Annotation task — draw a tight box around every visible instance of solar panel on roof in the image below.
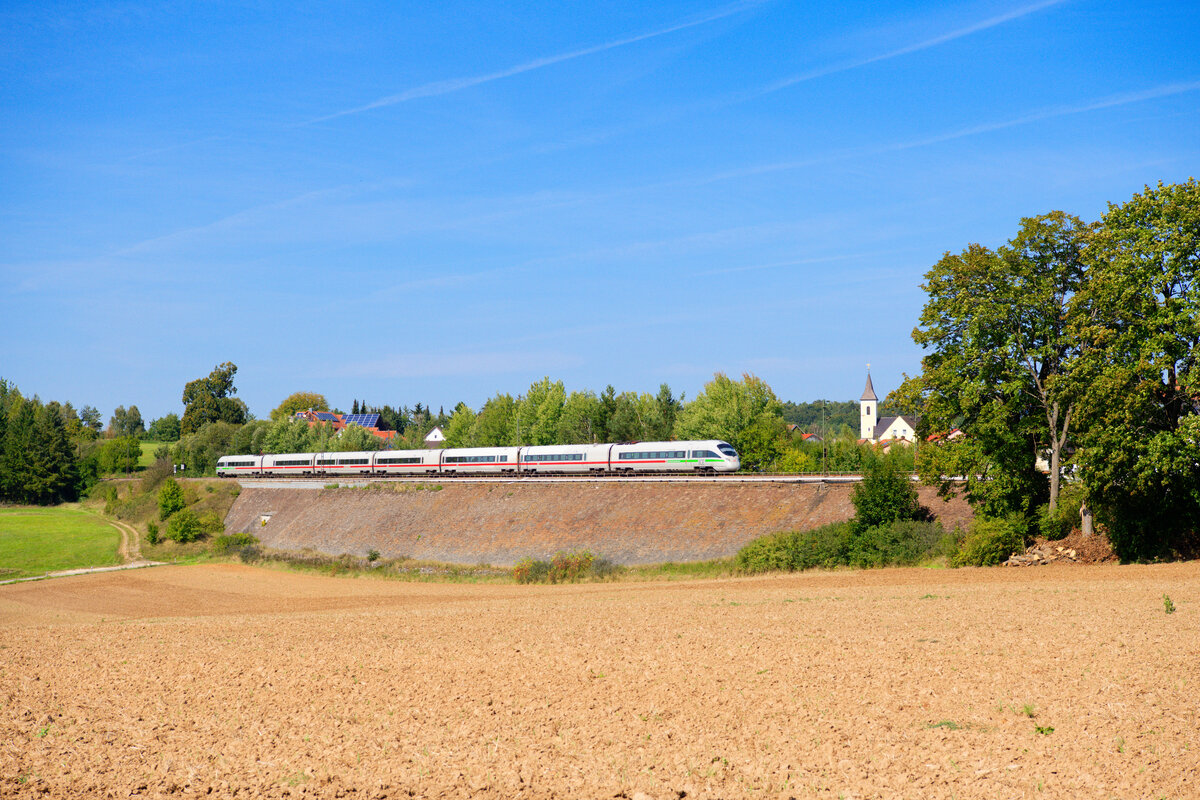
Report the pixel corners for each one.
[315,412,340,421]
[343,413,380,428]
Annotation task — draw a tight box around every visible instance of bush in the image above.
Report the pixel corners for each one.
[1039,485,1086,540]
[952,514,1028,567]
[146,521,159,546]
[237,544,262,563]
[367,549,380,563]
[851,454,923,532]
[513,557,551,584]
[848,520,945,568]
[197,510,225,536]
[158,479,186,520]
[736,522,855,573]
[549,551,594,582]
[512,551,612,583]
[102,484,119,515]
[212,532,259,555]
[166,508,203,543]
[1037,505,1072,540]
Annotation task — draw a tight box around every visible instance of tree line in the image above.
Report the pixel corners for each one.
[155,365,887,477]
[896,178,1199,561]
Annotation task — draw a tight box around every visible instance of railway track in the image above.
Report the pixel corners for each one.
[234,473,868,488]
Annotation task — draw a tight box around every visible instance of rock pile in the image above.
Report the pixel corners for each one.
[1004,544,1079,566]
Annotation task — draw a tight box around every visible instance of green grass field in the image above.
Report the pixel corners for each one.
[0,506,122,580]
[137,440,171,468]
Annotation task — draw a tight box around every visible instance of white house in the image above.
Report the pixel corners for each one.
[424,425,446,449]
[860,372,918,444]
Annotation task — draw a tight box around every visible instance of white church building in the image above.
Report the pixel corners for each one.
[859,372,919,444]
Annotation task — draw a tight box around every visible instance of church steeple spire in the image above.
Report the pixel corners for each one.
[860,366,878,441]
[861,370,878,402]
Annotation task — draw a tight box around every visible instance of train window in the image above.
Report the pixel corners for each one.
[718,444,737,457]
[379,457,421,464]
[317,459,335,465]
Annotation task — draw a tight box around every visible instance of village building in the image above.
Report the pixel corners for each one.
[291,409,397,444]
[423,426,446,449]
[859,372,919,445]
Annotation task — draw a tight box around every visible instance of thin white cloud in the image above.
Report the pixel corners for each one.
[756,0,1069,96]
[887,80,1200,150]
[336,351,584,379]
[306,1,763,124]
[698,80,1200,184]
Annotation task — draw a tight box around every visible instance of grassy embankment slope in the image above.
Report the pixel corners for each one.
[0,506,121,580]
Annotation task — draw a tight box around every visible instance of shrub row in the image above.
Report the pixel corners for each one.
[736,513,1041,573]
[512,551,619,584]
[735,519,959,573]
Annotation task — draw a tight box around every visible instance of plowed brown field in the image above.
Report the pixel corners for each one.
[2,562,1198,799]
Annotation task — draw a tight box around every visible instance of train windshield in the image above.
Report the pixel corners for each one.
[718,444,737,457]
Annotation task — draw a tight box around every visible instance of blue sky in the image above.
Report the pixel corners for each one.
[2,0,1197,422]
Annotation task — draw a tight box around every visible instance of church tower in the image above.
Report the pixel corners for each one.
[860,370,878,441]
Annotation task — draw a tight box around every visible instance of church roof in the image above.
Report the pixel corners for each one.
[860,373,878,402]
[875,415,918,435]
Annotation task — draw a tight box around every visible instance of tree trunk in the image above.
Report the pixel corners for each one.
[1048,443,1060,512]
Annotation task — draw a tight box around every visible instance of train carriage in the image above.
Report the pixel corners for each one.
[373,448,439,476]
[519,444,611,474]
[260,452,315,476]
[439,446,520,475]
[312,451,375,476]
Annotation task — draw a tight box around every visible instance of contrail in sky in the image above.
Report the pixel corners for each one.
[700,80,1200,184]
[756,0,1070,96]
[307,1,763,124]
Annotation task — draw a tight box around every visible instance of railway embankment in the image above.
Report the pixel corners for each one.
[224,481,974,565]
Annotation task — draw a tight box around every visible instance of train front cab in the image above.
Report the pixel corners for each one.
[711,441,740,472]
[217,455,262,477]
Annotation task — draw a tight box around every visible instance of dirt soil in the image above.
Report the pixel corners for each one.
[3,562,1198,799]
[226,483,974,565]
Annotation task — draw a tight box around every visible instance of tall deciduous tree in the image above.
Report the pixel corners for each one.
[109,405,145,438]
[515,377,565,445]
[181,362,248,434]
[471,394,517,446]
[557,391,605,443]
[271,392,330,421]
[78,405,103,436]
[905,211,1091,516]
[672,373,784,470]
[1071,179,1200,559]
[147,413,182,442]
[442,402,476,447]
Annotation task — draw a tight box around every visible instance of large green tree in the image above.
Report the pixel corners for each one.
[270,391,330,421]
[672,373,785,470]
[515,377,565,445]
[557,390,605,443]
[442,402,476,447]
[181,362,248,435]
[471,393,518,446]
[905,211,1091,515]
[109,405,145,438]
[146,413,182,442]
[1071,179,1200,559]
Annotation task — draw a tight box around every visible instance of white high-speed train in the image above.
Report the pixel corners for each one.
[217,440,740,477]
